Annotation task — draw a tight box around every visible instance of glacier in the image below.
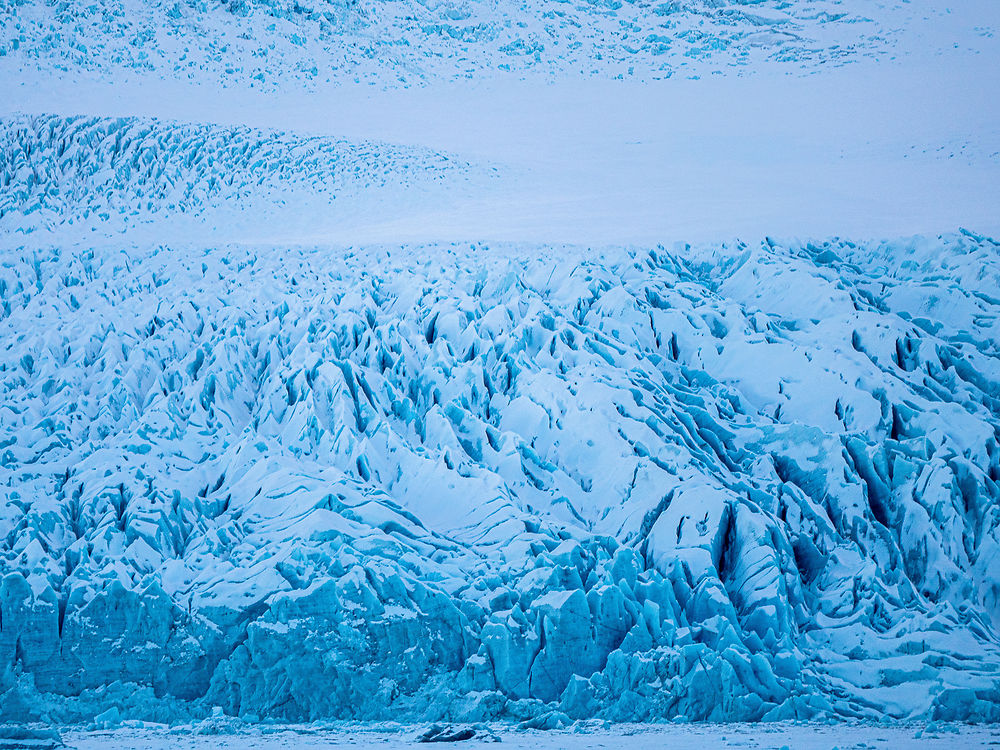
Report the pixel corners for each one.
[1,230,999,725]
[1,0,999,737]
[0,0,899,85]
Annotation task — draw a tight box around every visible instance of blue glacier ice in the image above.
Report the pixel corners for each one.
[0,224,998,724]
[0,0,999,732]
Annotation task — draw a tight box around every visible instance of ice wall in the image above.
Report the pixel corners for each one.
[1,230,998,724]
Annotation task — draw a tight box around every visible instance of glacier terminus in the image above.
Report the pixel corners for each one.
[0,0,999,746]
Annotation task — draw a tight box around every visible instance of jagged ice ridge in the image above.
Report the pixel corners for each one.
[1,231,999,725]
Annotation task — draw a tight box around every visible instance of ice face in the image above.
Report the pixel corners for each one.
[1,227,998,724]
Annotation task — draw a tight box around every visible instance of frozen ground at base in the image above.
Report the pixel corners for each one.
[54,722,1000,750]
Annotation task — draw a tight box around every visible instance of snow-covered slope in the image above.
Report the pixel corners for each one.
[2,233,999,724]
[0,114,493,241]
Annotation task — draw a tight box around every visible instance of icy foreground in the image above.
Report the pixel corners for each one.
[53,722,1000,749]
[1,232,999,724]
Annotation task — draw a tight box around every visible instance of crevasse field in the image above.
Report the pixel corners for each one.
[1,0,1000,748]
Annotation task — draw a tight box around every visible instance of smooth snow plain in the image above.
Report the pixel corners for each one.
[56,721,1000,750]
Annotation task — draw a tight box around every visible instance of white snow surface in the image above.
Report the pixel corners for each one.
[54,721,1000,749]
[2,1,1000,245]
[0,0,999,732]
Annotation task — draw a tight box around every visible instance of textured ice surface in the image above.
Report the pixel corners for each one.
[1,233,998,724]
[1,0,998,732]
[0,0,903,86]
[4,0,997,90]
[0,114,493,242]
